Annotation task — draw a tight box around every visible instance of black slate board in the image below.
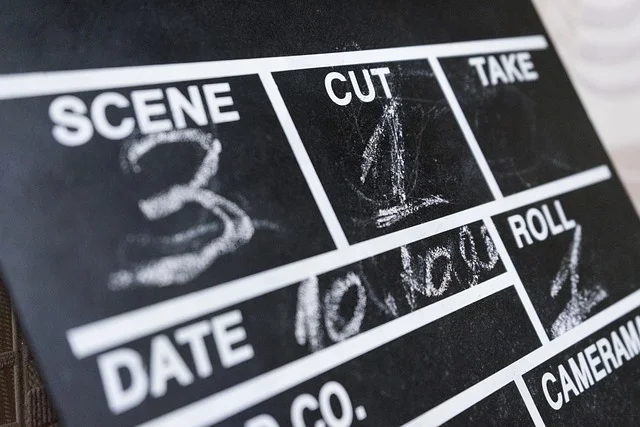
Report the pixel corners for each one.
[0,1,639,426]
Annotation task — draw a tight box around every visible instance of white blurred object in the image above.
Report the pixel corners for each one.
[533,0,640,210]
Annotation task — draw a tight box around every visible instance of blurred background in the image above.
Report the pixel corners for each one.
[534,0,640,211]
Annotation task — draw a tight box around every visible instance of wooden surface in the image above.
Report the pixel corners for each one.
[0,282,58,427]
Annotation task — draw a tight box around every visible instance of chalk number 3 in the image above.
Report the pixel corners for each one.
[109,129,254,290]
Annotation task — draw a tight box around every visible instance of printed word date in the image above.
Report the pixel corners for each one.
[97,309,254,414]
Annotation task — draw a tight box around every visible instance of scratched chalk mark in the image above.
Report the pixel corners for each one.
[359,98,448,228]
[293,223,502,352]
[458,224,500,287]
[295,272,367,351]
[109,129,258,290]
[550,224,608,338]
[323,271,367,342]
[400,244,453,305]
[398,224,500,311]
[295,276,324,352]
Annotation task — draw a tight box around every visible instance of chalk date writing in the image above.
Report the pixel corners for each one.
[295,223,501,352]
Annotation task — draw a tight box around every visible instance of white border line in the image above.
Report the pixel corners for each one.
[484,217,550,344]
[260,72,349,249]
[0,35,547,100]
[66,165,611,359]
[401,287,640,427]
[430,57,504,200]
[137,274,513,427]
[516,376,546,427]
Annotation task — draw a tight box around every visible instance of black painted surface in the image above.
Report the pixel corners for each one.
[0,0,544,74]
[441,49,610,195]
[76,222,506,426]
[493,180,640,340]
[524,309,640,426]
[0,1,636,426]
[219,287,540,427]
[0,75,334,322]
[0,76,333,426]
[275,61,492,243]
[442,382,533,427]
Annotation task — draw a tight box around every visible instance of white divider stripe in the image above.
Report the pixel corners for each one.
[484,217,550,344]
[137,274,513,427]
[66,165,611,359]
[402,287,640,427]
[429,57,504,200]
[516,376,546,427]
[260,72,349,249]
[0,36,548,100]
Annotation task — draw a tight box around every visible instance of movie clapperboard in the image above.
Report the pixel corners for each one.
[0,1,639,426]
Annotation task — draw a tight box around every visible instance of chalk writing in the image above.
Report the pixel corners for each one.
[324,272,368,342]
[295,272,367,351]
[550,224,608,338]
[359,98,447,229]
[295,223,501,351]
[458,224,500,287]
[400,245,452,301]
[295,277,324,352]
[109,129,255,289]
